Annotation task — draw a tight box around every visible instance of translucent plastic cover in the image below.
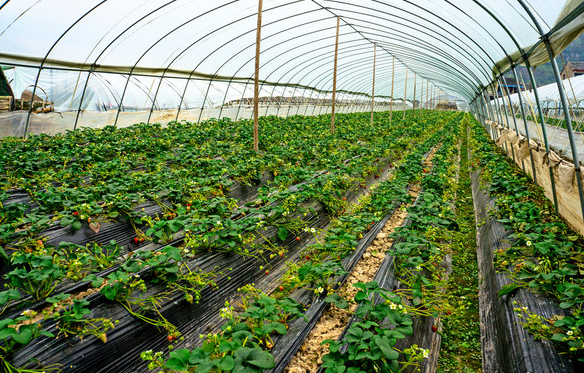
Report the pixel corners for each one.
[0,0,583,129]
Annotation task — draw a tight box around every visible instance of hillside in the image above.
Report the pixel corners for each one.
[511,33,584,87]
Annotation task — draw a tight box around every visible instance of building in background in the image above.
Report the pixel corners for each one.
[561,61,584,80]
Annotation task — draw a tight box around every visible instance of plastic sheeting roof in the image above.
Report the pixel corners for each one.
[0,0,583,112]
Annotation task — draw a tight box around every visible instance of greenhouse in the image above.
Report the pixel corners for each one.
[1,1,584,372]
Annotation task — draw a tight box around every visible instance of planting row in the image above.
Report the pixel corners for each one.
[297,112,475,373]
[0,110,430,296]
[146,112,464,373]
[469,115,584,368]
[0,111,456,372]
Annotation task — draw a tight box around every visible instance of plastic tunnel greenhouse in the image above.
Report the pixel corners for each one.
[2,1,584,372]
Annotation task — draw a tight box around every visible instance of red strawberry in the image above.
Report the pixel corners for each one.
[134,237,140,244]
[296,237,300,241]
[343,197,346,201]
[446,311,452,315]
[431,325,438,333]
[279,286,284,291]
[167,335,175,342]
[72,211,79,216]
[265,270,270,275]
[306,255,310,260]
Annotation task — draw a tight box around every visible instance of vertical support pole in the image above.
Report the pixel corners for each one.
[492,85,508,158]
[475,101,483,123]
[501,78,519,164]
[475,97,484,124]
[73,71,94,131]
[496,97,508,157]
[253,0,263,152]
[483,90,494,122]
[546,48,584,223]
[389,56,395,124]
[403,68,408,120]
[512,66,538,183]
[370,44,376,126]
[492,83,503,126]
[487,90,499,139]
[426,80,430,115]
[480,92,493,137]
[480,93,494,139]
[285,85,299,117]
[420,77,424,117]
[331,16,340,134]
[431,86,436,109]
[413,73,417,117]
[502,76,520,133]
[486,90,498,140]
[525,61,559,213]
[480,96,487,126]
[491,85,502,140]
[497,79,510,129]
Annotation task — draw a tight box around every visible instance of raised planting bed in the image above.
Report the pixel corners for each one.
[0,110,454,372]
[268,126,452,372]
[310,114,465,373]
[469,116,583,372]
[139,112,455,373]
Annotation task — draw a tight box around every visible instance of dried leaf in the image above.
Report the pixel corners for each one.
[89,222,101,234]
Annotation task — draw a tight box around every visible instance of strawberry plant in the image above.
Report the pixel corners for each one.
[298,260,347,294]
[469,115,584,361]
[0,110,461,372]
[321,281,421,373]
[142,288,307,372]
[5,251,65,300]
[51,297,116,342]
[0,309,59,373]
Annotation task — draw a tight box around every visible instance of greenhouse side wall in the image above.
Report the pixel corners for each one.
[482,119,584,236]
